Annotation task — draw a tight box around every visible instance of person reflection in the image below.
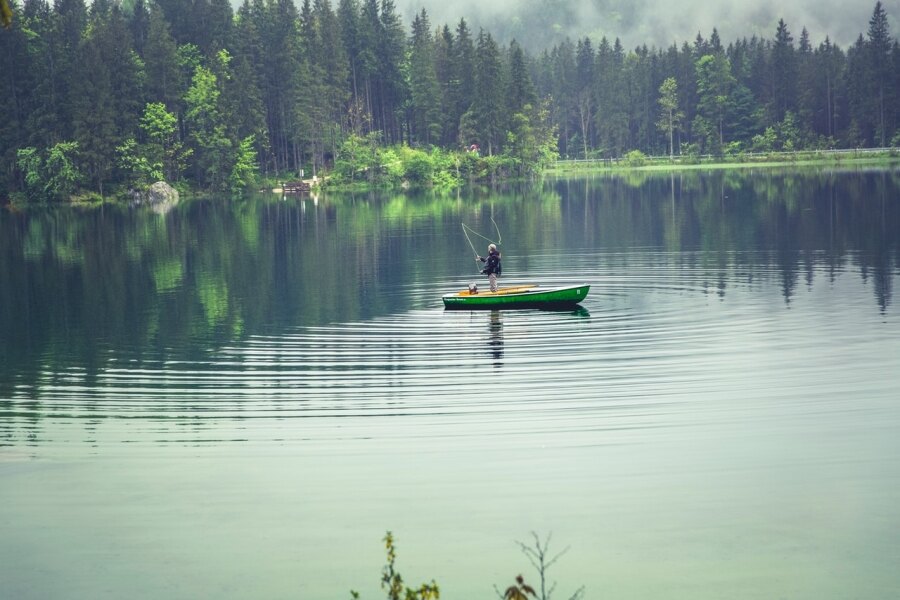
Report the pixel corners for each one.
[487,310,504,367]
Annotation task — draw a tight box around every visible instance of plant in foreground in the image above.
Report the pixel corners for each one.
[351,531,439,600]
[496,532,585,600]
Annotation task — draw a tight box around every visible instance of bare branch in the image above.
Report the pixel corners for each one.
[513,531,580,600]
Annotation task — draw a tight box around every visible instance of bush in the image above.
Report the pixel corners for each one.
[377,148,405,184]
[399,146,434,184]
[623,149,647,167]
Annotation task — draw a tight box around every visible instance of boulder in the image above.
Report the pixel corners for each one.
[130,181,179,214]
[147,181,179,205]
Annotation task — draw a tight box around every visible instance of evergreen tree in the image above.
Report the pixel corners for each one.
[129,0,150,55]
[433,25,456,145]
[866,1,892,146]
[506,39,537,117]
[71,36,117,194]
[545,39,576,158]
[232,0,270,173]
[143,2,182,110]
[470,30,503,155]
[52,0,88,141]
[796,27,816,136]
[770,18,797,123]
[814,38,845,141]
[845,35,869,146]
[313,0,349,157]
[376,0,406,142]
[693,52,736,153]
[408,9,441,145]
[0,0,29,189]
[338,0,364,132]
[450,18,476,145]
[595,37,629,156]
[183,62,231,189]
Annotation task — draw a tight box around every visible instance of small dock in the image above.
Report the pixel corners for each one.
[280,180,311,194]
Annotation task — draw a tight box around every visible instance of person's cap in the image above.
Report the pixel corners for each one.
[488,243,497,251]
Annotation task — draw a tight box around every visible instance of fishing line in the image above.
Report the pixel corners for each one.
[462,221,503,273]
[461,222,498,245]
[462,223,479,259]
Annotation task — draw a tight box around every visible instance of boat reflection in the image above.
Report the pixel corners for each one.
[488,310,504,368]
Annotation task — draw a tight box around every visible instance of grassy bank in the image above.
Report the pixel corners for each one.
[548,148,900,174]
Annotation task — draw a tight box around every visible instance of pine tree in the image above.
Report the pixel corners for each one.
[770,18,797,123]
[313,0,349,158]
[231,1,270,173]
[866,1,892,146]
[845,34,869,146]
[338,0,362,125]
[129,0,150,55]
[814,38,845,141]
[183,63,232,189]
[0,0,30,189]
[796,27,816,137]
[376,0,406,143]
[546,39,576,158]
[470,30,503,155]
[693,52,736,153]
[595,37,629,157]
[450,18,476,145]
[506,39,537,117]
[143,3,182,110]
[574,37,594,157]
[408,9,441,145]
[433,25,456,145]
[71,35,117,194]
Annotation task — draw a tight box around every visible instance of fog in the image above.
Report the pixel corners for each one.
[396,0,898,51]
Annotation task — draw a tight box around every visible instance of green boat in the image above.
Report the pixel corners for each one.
[442,283,590,309]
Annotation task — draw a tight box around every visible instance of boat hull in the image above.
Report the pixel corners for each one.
[442,284,590,310]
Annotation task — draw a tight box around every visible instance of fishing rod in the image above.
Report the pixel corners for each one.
[461,220,503,272]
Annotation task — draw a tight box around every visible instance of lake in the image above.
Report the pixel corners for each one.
[2,167,899,599]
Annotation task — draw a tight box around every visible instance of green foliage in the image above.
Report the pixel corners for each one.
[16,147,42,200]
[657,77,683,158]
[184,65,235,191]
[751,127,778,153]
[623,149,648,166]
[46,142,84,199]
[229,135,259,196]
[3,0,899,196]
[351,532,439,600]
[334,132,379,184]
[398,146,434,185]
[117,138,163,187]
[16,142,84,202]
[503,102,559,177]
[119,103,191,189]
[694,53,736,154]
[333,141,467,188]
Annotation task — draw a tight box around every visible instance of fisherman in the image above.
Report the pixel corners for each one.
[477,243,502,292]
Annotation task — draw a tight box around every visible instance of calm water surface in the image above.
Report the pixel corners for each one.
[2,168,900,599]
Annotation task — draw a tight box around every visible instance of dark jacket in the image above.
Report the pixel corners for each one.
[479,249,502,275]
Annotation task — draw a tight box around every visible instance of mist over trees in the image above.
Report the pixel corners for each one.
[395,0,900,56]
[0,0,898,198]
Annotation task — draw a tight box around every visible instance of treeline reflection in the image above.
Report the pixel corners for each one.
[553,168,899,308]
[1,168,898,401]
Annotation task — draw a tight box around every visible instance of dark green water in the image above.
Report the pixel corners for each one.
[2,168,899,598]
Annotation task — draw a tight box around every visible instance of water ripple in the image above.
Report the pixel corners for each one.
[3,251,898,451]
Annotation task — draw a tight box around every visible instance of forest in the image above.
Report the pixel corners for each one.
[0,0,898,199]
